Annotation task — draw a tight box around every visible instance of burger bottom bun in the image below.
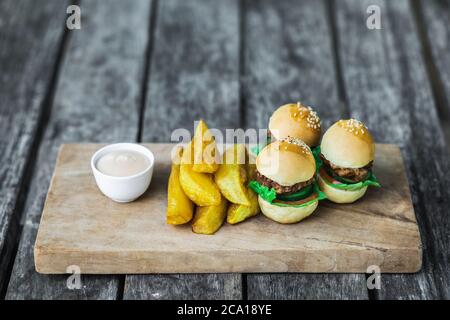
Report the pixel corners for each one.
[317,173,368,204]
[258,196,318,224]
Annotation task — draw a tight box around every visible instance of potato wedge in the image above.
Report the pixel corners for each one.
[167,162,194,225]
[180,142,221,206]
[227,162,260,224]
[192,196,228,235]
[215,144,250,206]
[227,187,259,224]
[192,120,219,173]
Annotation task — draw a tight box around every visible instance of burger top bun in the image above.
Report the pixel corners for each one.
[256,138,316,186]
[321,119,375,168]
[268,102,321,147]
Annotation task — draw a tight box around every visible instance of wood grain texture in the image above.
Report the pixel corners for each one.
[124,274,242,300]
[0,0,68,294]
[141,0,241,141]
[34,144,421,273]
[418,0,450,119]
[6,0,152,299]
[242,0,368,299]
[243,0,346,130]
[247,274,368,300]
[125,0,242,300]
[335,0,449,299]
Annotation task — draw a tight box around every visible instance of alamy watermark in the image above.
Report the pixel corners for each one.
[170,121,270,165]
[66,5,81,30]
[366,265,381,290]
[366,5,381,30]
[66,265,82,290]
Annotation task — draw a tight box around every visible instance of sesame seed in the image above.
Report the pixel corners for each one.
[339,118,368,135]
[280,136,311,154]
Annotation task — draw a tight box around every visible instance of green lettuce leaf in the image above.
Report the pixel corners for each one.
[322,171,381,191]
[249,180,327,208]
[313,179,327,201]
[311,145,322,172]
[248,180,277,202]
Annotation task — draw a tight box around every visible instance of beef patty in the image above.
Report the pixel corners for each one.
[256,171,314,195]
[320,154,372,183]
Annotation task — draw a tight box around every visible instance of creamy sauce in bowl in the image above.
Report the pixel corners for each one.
[96,150,150,177]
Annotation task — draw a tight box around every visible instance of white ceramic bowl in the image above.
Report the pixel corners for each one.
[91,143,154,203]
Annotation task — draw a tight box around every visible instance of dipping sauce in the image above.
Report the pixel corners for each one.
[96,150,150,177]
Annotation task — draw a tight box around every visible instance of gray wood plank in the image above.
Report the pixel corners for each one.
[0,0,68,295]
[141,0,241,141]
[243,0,347,130]
[247,274,368,300]
[124,0,242,300]
[442,121,450,151]
[418,0,450,151]
[418,0,450,119]
[335,0,448,299]
[125,274,242,300]
[6,0,152,299]
[243,0,368,300]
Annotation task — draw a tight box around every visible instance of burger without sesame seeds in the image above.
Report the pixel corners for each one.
[317,119,381,203]
[249,138,326,224]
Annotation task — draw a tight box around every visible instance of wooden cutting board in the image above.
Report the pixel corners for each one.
[34,143,422,274]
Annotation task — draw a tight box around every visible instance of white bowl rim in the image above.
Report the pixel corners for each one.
[90,143,154,180]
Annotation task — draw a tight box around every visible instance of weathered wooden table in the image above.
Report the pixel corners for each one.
[1,0,449,300]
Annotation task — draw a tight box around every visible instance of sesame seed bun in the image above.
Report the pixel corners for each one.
[317,172,368,203]
[268,103,321,147]
[321,119,374,168]
[256,139,316,186]
[258,195,318,224]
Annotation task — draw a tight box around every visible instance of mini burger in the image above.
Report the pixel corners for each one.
[249,138,326,224]
[268,102,322,148]
[317,119,381,203]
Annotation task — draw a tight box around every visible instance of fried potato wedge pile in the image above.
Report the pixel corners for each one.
[166,120,260,234]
